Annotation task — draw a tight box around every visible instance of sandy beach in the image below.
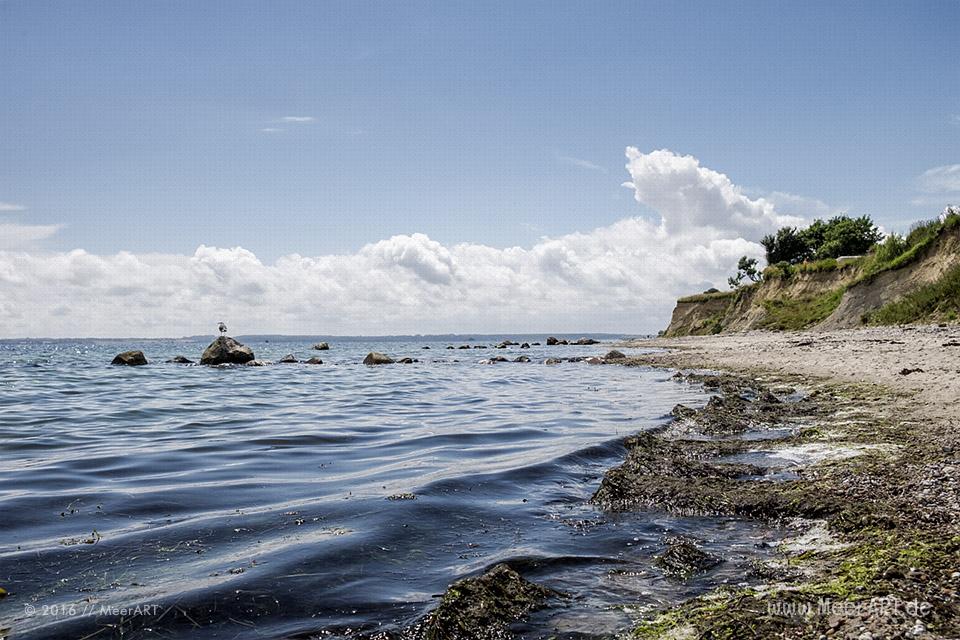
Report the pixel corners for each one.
[624,325,960,424]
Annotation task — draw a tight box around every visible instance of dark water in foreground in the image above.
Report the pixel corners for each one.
[0,336,780,639]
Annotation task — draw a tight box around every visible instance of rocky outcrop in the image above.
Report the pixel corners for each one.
[312,342,330,350]
[363,352,394,365]
[200,337,255,365]
[111,350,147,366]
[604,350,626,360]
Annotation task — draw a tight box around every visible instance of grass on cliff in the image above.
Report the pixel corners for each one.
[758,287,846,330]
[865,264,960,325]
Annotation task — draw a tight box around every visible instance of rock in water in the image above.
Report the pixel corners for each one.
[363,352,395,365]
[111,350,147,366]
[167,355,193,364]
[312,342,330,351]
[421,564,555,640]
[574,337,600,345]
[278,354,298,363]
[604,350,627,360]
[546,336,559,345]
[200,336,255,365]
[655,537,722,579]
[305,357,324,365]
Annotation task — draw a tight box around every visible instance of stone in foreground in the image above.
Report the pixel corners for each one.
[111,350,147,366]
[200,336,255,365]
[363,352,395,365]
[421,563,555,640]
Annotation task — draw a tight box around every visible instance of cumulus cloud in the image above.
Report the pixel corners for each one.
[0,148,810,337]
[623,148,803,234]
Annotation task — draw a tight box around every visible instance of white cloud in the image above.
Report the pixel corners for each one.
[0,221,62,249]
[281,116,315,122]
[759,191,835,219]
[0,202,26,211]
[260,127,283,133]
[918,164,960,193]
[0,148,806,337]
[622,148,804,235]
[557,154,607,173]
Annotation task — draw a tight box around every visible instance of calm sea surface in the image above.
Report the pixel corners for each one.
[0,336,780,639]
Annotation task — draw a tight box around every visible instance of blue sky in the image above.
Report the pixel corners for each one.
[1,2,959,337]
[2,1,958,259]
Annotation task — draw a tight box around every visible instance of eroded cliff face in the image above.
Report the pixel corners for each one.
[663,227,960,335]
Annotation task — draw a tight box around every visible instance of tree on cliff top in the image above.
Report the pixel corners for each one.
[760,215,882,265]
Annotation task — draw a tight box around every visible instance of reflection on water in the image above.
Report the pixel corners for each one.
[0,337,780,639]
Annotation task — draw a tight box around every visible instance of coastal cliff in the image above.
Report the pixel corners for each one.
[665,219,960,336]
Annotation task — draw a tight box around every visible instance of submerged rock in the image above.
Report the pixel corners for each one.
[421,564,556,640]
[312,342,330,351]
[655,537,722,579]
[245,359,271,366]
[398,357,419,364]
[167,355,193,364]
[200,337,255,365]
[278,354,298,363]
[544,358,562,365]
[363,352,395,365]
[111,350,147,366]
[305,357,324,365]
[585,356,604,365]
[514,355,531,362]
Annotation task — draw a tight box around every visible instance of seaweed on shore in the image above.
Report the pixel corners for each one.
[596,369,960,639]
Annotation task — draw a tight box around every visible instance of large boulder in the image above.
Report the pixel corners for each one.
[200,337,255,365]
[546,336,559,345]
[363,352,395,365]
[111,350,147,366]
[312,342,330,351]
[604,350,627,360]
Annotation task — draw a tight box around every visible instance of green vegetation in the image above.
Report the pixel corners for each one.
[760,215,882,266]
[758,287,845,330]
[865,264,960,325]
[677,290,737,304]
[727,256,762,289]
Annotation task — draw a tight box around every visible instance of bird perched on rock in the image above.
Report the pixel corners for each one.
[218,322,227,336]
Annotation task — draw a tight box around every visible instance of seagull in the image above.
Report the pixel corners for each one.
[218,322,227,336]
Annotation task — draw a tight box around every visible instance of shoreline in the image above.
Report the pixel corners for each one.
[602,327,959,639]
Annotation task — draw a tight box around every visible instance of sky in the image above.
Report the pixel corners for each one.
[1,1,959,337]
